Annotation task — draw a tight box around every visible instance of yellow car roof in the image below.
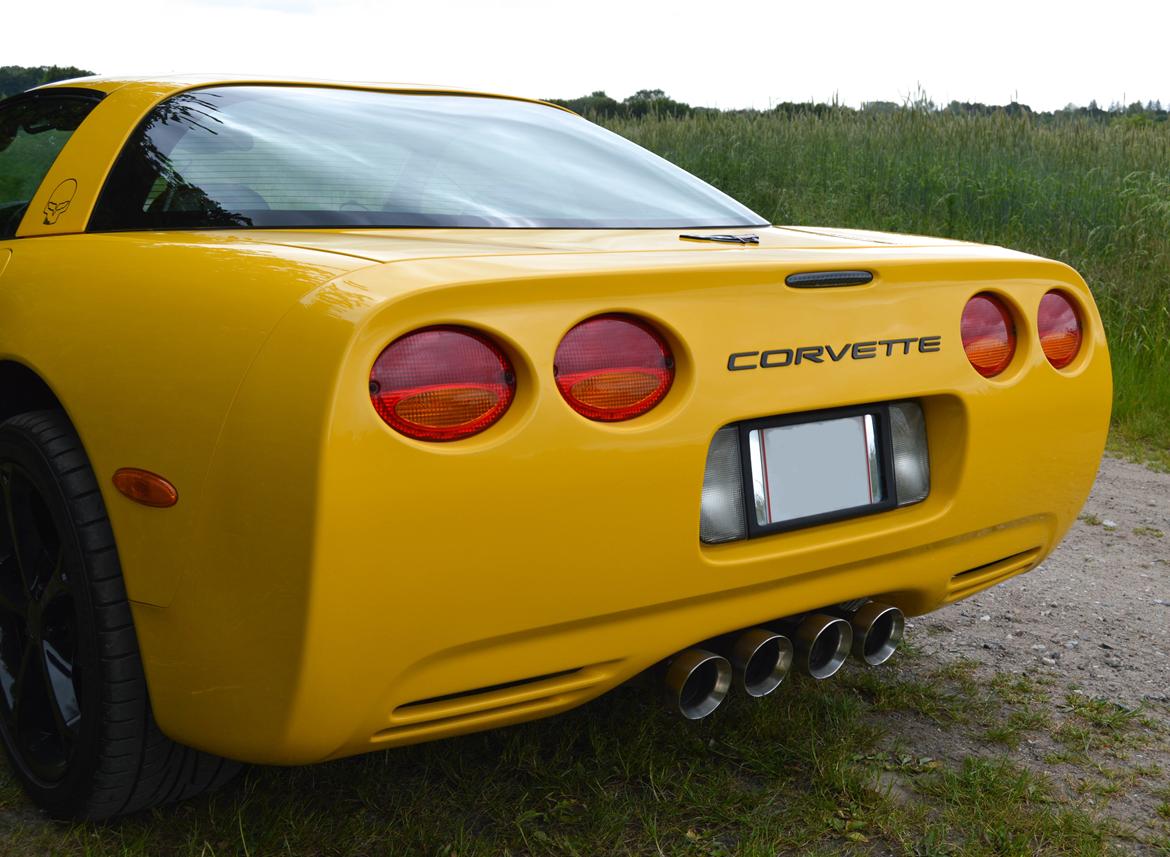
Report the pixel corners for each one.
[34,74,567,112]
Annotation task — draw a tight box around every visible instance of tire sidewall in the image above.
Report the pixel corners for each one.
[0,419,105,816]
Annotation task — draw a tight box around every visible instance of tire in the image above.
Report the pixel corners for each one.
[0,409,239,819]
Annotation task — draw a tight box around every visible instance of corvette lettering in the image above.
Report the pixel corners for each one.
[727,335,942,371]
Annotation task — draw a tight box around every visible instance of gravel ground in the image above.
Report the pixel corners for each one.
[895,454,1170,851]
[912,455,1169,707]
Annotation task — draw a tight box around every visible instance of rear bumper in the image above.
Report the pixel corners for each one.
[131,249,1110,764]
[354,518,1048,756]
[300,394,1076,763]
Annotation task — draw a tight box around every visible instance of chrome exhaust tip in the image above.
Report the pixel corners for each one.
[792,614,853,679]
[848,602,905,666]
[731,629,793,697]
[664,649,732,719]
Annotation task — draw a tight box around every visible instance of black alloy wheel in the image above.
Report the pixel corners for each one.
[0,410,238,819]
[0,457,85,788]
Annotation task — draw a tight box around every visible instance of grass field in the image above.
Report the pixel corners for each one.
[601,109,1170,460]
[2,649,1164,856]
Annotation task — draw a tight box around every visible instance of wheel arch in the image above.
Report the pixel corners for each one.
[0,360,69,424]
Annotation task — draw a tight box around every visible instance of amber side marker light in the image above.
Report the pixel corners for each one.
[113,468,178,508]
[370,326,516,442]
[554,314,675,421]
[961,293,1016,377]
[1037,291,1083,369]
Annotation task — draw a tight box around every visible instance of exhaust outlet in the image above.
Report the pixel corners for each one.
[731,629,793,697]
[845,602,905,666]
[664,649,731,719]
[791,614,853,679]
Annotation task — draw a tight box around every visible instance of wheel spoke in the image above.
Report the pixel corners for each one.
[0,466,28,606]
[39,637,80,739]
[0,621,28,724]
[9,640,35,727]
[5,471,37,597]
[0,555,26,618]
[37,549,67,612]
[11,635,70,782]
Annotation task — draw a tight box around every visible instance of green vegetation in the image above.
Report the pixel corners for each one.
[0,65,94,98]
[0,665,1144,857]
[592,104,1170,454]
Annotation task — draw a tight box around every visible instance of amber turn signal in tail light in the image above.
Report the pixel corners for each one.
[1037,291,1083,369]
[554,314,674,421]
[961,294,1016,378]
[370,327,516,442]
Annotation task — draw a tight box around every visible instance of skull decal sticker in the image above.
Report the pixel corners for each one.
[43,179,78,225]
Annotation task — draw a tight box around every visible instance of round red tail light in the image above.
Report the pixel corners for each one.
[554,314,674,421]
[960,294,1016,378]
[369,327,515,441]
[1037,291,1082,369]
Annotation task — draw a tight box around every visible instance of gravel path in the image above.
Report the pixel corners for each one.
[897,455,1169,851]
[912,455,1169,707]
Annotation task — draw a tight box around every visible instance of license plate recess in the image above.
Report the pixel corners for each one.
[739,403,902,536]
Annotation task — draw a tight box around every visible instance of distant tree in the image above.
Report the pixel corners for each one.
[546,88,1161,124]
[550,89,692,119]
[622,89,691,118]
[548,90,624,118]
[944,101,997,116]
[1003,101,1034,117]
[772,101,843,117]
[0,65,95,98]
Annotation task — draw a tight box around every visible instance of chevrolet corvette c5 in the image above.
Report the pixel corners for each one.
[0,76,1110,818]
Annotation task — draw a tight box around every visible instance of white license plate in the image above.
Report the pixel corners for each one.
[747,414,884,526]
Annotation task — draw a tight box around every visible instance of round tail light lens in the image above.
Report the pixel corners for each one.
[1037,291,1082,369]
[554,314,674,421]
[369,327,515,441]
[961,294,1016,378]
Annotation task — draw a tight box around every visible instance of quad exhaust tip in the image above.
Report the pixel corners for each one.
[663,602,903,716]
[847,602,905,666]
[792,613,853,679]
[664,648,732,719]
[731,629,793,697]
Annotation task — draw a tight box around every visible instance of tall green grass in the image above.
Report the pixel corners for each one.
[603,110,1170,452]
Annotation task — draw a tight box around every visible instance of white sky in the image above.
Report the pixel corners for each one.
[7,0,1169,111]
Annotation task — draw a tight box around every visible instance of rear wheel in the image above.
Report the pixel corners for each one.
[0,410,238,819]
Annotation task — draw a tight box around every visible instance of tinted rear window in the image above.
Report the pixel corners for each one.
[90,86,766,231]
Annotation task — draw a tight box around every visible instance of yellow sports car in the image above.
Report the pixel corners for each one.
[0,76,1110,819]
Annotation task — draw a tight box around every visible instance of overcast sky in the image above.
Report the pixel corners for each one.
[8,0,1169,111]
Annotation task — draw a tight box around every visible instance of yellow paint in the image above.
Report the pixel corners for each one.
[0,78,1111,764]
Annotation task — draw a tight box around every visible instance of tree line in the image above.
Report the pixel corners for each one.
[4,65,1165,124]
[550,89,1169,124]
[1,66,95,98]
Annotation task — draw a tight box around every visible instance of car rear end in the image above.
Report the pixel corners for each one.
[263,239,1110,762]
[73,80,1107,767]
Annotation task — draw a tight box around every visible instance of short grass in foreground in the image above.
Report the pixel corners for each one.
[1,646,1154,856]
[602,110,1170,455]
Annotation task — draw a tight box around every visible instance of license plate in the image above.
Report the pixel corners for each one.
[745,410,890,531]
